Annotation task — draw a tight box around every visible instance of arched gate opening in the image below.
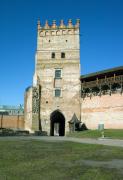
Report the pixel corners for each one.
[50,110,65,136]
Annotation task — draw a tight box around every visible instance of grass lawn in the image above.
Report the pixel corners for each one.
[0,138,123,179]
[67,129,123,139]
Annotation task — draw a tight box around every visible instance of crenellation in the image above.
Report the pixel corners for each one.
[60,19,65,28]
[75,19,80,28]
[37,19,80,32]
[68,19,73,28]
[37,19,41,30]
[44,20,50,29]
[52,20,57,28]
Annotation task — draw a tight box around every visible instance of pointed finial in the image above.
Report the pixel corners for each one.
[60,20,65,28]
[52,20,57,28]
[37,19,41,30]
[75,19,80,28]
[44,20,50,29]
[68,19,73,28]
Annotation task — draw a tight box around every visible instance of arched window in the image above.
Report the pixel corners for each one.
[61,52,65,58]
[52,52,55,59]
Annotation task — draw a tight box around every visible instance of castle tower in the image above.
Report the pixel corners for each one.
[25,19,81,135]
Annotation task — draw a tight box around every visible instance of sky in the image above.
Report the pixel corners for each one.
[0,0,123,106]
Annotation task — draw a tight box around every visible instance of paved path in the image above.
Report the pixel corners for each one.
[1,136,123,147]
[30,136,123,147]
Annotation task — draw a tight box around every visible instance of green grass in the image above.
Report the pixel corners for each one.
[0,139,123,179]
[67,129,123,139]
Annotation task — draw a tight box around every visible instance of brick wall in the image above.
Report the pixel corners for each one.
[0,115,24,129]
[81,93,123,129]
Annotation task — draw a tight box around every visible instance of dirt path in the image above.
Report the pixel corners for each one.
[0,136,123,147]
[30,136,123,147]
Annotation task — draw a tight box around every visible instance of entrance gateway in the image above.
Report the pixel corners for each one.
[50,110,65,136]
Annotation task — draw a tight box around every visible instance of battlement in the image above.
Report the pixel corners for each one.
[37,19,80,38]
[37,19,80,31]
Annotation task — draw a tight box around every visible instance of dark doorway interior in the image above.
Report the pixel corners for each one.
[50,110,65,136]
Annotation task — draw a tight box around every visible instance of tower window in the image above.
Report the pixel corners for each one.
[55,88,61,97]
[52,52,55,59]
[55,69,61,79]
[61,52,65,58]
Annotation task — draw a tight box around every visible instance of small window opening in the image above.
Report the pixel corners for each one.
[55,89,61,97]
[52,52,55,59]
[61,52,65,58]
[55,69,61,79]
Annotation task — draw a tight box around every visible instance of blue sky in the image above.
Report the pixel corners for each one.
[0,0,123,105]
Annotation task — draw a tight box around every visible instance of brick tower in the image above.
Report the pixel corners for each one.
[24,19,81,135]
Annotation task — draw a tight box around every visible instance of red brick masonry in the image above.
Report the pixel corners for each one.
[0,115,24,129]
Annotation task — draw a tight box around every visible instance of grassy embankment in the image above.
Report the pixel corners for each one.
[67,129,123,139]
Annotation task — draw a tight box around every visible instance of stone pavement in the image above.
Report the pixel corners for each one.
[0,136,123,147]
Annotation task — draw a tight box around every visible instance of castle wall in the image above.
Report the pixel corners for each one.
[0,115,24,129]
[81,93,123,129]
